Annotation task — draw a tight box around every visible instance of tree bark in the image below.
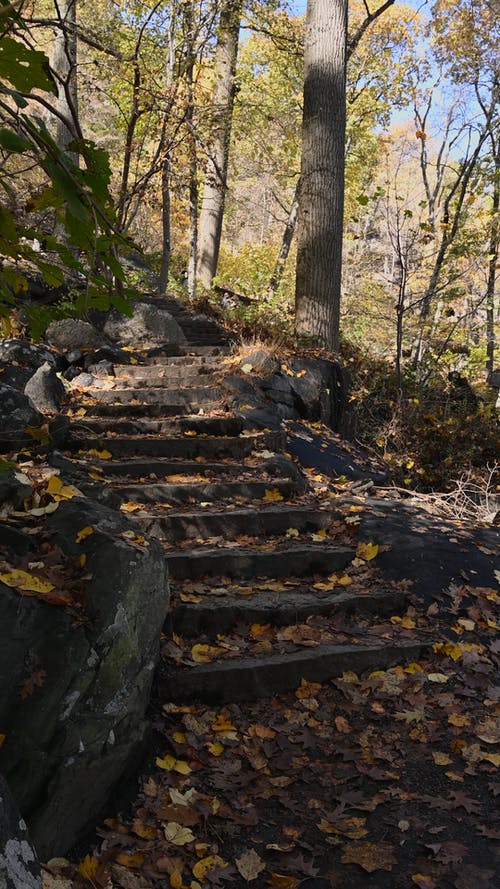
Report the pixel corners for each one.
[485,142,499,375]
[269,181,299,293]
[51,0,79,165]
[196,0,243,290]
[158,153,171,295]
[295,0,348,351]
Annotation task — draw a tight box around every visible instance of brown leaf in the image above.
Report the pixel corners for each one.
[235,849,266,881]
[341,841,396,873]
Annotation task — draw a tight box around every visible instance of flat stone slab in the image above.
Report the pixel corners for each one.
[85,386,221,405]
[287,421,389,484]
[71,431,287,459]
[169,588,406,635]
[110,478,302,506]
[139,504,341,542]
[69,415,245,437]
[94,459,271,480]
[158,640,429,703]
[166,544,355,580]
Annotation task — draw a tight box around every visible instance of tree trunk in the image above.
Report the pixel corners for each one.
[295,0,348,351]
[51,0,79,165]
[269,181,299,293]
[196,0,243,290]
[158,153,171,295]
[486,151,499,375]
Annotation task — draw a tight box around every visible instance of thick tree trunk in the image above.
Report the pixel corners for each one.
[196,0,243,290]
[269,181,299,293]
[295,0,348,352]
[51,0,79,165]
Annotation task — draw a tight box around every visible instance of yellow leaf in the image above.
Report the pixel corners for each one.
[311,528,328,541]
[120,501,143,513]
[448,713,470,727]
[268,874,298,888]
[206,741,224,756]
[432,752,452,766]
[401,616,416,629]
[173,731,186,744]
[427,673,450,683]
[338,574,352,586]
[192,855,228,881]
[404,662,424,674]
[156,754,191,774]
[115,852,144,868]
[191,643,225,663]
[313,581,336,591]
[264,487,284,502]
[77,854,98,881]
[356,541,379,561]
[295,678,322,699]
[163,822,195,846]
[170,871,184,889]
[79,553,87,567]
[76,525,94,544]
[482,752,500,766]
[184,430,197,437]
[46,475,82,501]
[211,714,237,734]
[241,363,253,374]
[286,527,299,538]
[0,569,54,594]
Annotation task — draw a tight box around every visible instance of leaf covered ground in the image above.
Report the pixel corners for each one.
[43,577,499,889]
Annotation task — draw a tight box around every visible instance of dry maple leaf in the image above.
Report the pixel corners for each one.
[341,841,396,873]
[235,848,266,881]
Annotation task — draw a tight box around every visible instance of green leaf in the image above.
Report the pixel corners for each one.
[0,128,31,153]
[0,38,56,94]
[36,261,65,288]
[356,194,370,206]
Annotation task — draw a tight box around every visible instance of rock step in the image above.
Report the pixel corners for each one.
[141,353,227,366]
[168,588,406,636]
[88,458,293,480]
[158,640,428,703]
[166,544,355,580]
[144,345,232,360]
[139,504,340,542]
[84,386,221,406]
[69,431,287,459]
[70,402,203,418]
[108,478,302,506]
[112,367,219,386]
[68,415,245,437]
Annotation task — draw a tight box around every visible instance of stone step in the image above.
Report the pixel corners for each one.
[90,458,268,480]
[166,544,355,580]
[142,353,228,366]
[70,402,201,418]
[84,386,221,406]
[158,640,428,703]
[112,366,219,386]
[168,588,406,636]
[109,478,302,507]
[69,431,287,459]
[139,504,340,542]
[68,415,245,437]
[143,345,232,361]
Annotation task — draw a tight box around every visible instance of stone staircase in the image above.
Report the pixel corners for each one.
[62,303,427,706]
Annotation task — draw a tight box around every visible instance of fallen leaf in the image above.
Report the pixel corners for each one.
[77,855,98,881]
[264,488,284,502]
[120,502,144,513]
[156,755,191,774]
[191,643,226,663]
[241,363,253,374]
[163,823,195,846]
[235,848,266,881]
[115,852,144,868]
[0,569,55,594]
[412,876,437,889]
[356,541,379,561]
[46,475,82,501]
[433,752,452,766]
[76,525,94,543]
[267,874,299,888]
[192,855,228,881]
[341,841,396,873]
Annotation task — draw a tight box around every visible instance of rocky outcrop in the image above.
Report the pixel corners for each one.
[0,385,43,451]
[0,339,63,371]
[101,301,186,346]
[45,319,111,352]
[0,497,169,859]
[0,775,41,889]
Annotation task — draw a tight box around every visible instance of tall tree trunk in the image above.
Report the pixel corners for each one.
[197,0,242,290]
[486,150,499,375]
[269,180,299,293]
[51,0,79,165]
[295,0,348,351]
[158,153,171,295]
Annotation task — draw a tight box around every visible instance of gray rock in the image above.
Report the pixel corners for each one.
[0,339,62,371]
[0,497,169,858]
[0,471,33,509]
[0,775,41,889]
[0,365,33,391]
[45,319,110,352]
[24,363,66,413]
[103,302,186,346]
[289,356,345,429]
[239,349,278,375]
[0,385,43,451]
[83,346,130,368]
[262,373,295,407]
[68,372,94,390]
[487,368,500,389]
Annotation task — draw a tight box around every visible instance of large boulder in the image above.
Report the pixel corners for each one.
[24,363,66,413]
[0,497,169,859]
[45,319,111,352]
[0,339,63,371]
[288,356,346,429]
[0,775,41,889]
[102,302,186,346]
[0,385,43,452]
